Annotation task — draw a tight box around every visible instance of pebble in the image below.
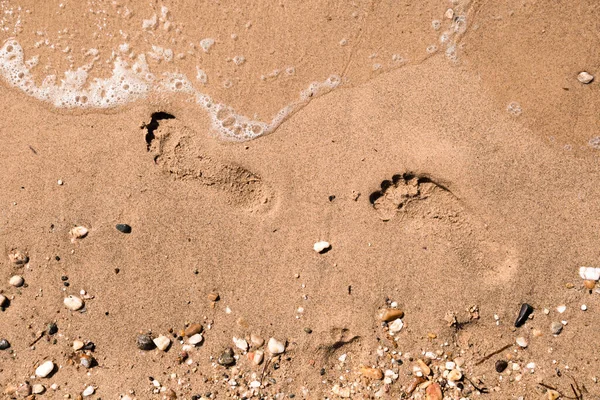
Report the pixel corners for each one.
[8,249,28,265]
[584,280,596,290]
[359,367,383,380]
[447,369,462,381]
[218,348,236,366]
[136,334,156,350]
[581,304,588,311]
[16,383,31,397]
[579,266,600,280]
[116,223,132,234]
[577,71,594,84]
[495,360,508,373]
[445,361,456,370]
[267,337,286,354]
[35,360,55,378]
[207,292,220,302]
[47,322,58,335]
[253,350,264,365]
[388,318,404,334]
[516,337,528,348]
[70,226,89,240]
[82,386,95,397]
[514,303,534,327]
[250,334,264,347]
[550,321,563,335]
[9,275,24,287]
[184,323,203,337]
[416,359,431,376]
[0,294,7,307]
[331,385,350,398]
[425,382,443,400]
[64,295,84,311]
[153,335,171,351]
[233,337,249,351]
[188,333,203,346]
[556,305,566,313]
[32,384,45,394]
[73,340,84,351]
[0,339,10,350]
[313,241,331,253]
[377,308,404,322]
[546,389,560,400]
[407,376,425,394]
[79,354,94,368]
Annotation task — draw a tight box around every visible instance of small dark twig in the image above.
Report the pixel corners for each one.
[464,375,489,394]
[29,331,45,347]
[474,343,513,365]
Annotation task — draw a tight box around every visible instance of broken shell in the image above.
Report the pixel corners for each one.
[447,369,462,381]
[388,318,404,334]
[377,308,404,322]
[267,337,286,354]
[253,350,264,365]
[73,340,84,351]
[359,366,383,380]
[516,337,528,348]
[70,226,89,240]
[233,337,249,351]
[8,249,28,265]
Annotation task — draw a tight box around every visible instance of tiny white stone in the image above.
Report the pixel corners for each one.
[253,350,264,365]
[388,318,404,334]
[313,241,331,253]
[35,360,55,378]
[233,337,248,351]
[390,301,398,308]
[579,266,600,280]
[82,386,95,397]
[70,226,89,240]
[445,8,454,19]
[63,295,84,311]
[516,337,528,348]
[556,305,567,313]
[543,308,550,315]
[267,337,285,354]
[188,333,203,346]
[577,71,594,84]
[153,335,171,351]
[73,340,84,351]
[445,361,456,370]
[57,179,63,185]
[9,275,24,287]
[32,384,45,394]
[250,380,261,388]
[581,304,588,311]
[338,353,347,362]
[526,362,536,370]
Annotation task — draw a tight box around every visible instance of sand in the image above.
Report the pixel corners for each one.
[1,0,599,399]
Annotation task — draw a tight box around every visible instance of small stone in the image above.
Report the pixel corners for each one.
[70,226,89,240]
[253,350,264,365]
[556,305,566,313]
[73,340,84,351]
[136,334,155,350]
[407,376,425,394]
[447,369,462,381]
[304,327,312,334]
[516,337,528,348]
[377,308,404,322]
[388,318,404,334]
[0,294,6,307]
[82,386,95,397]
[550,321,563,335]
[514,303,534,327]
[581,304,588,311]
[64,295,84,311]
[218,348,236,366]
[331,385,350,398]
[584,280,596,290]
[233,337,248,351]
[359,367,383,380]
[47,322,58,335]
[546,389,560,400]
[416,359,431,376]
[16,383,31,397]
[188,333,203,346]
[207,292,220,302]
[313,241,331,253]
[445,361,456,370]
[8,249,28,265]
[35,360,55,378]
[0,339,10,350]
[250,334,264,347]
[577,71,594,84]
[425,382,443,400]
[184,323,203,337]
[116,223,132,233]
[495,360,508,373]
[9,275,24,287]
[79,354,94,368]
[32,384,45,394]
[532,328,543,337]
[153,335,171,351]
[267,337,285,354]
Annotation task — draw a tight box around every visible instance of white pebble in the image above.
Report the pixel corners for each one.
[388,318,404,335]
[70,226,89,240]
[516,337,528,348]
[556,305,566,313]
[581,304,588,311]
[253,350,264,365]
[233,337,248,351]
[313,241,331,253]
[82,386,95,397]
[9,275,24,287]
[32,384,45,394]
[577,71,594,84]
[445,361,456,370]
[188,333,203,346]
[63,295,84,311]
[153,335,171,351]
[267,337,285,354]
[73,340,84,350]
[35,360,55,378]
[579,266,600,280]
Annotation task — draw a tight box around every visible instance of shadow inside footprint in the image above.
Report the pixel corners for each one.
[143,113,271,211]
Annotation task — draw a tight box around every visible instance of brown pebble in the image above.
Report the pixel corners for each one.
[565,282,574,289]
[584,280,596,290]
[426,382,443,400]
[207,292,220,302]
[546,389,560,400]
[377,308,404,322]
[165,388,177,399]
[417,359,431,376]
[184,323,203,337]
[406,376,425,394]
[359,366,383,380]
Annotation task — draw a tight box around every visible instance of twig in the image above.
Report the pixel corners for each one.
[537,382,578,400]
[29,331,45,347]
[474,343,513,365]
[464,375,489,394]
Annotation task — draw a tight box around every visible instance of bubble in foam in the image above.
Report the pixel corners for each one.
[426,45,438,54]
[507,102,522,116]
[196,67,208,84]
[588,137,600,149]
[233,56,246,66]
[432,20,441,30]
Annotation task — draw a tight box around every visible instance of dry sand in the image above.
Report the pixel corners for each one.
[1,1,600,399]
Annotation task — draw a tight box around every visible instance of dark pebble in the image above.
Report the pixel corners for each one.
[82,341,96,351]
[514,303,534,327]
[61,276,69,281]
[273,362,280,370]
[116,224,132,234]
[47,322,58,335]
[304,327,312,334]
[320,368,326,376]
[495,360,508,373]
[63,282,70,287]
[0,339,10,350]
[137,334,155,350]
[218,348,235,366]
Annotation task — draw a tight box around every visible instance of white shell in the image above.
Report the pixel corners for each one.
[35,360,55,378]
[388,318,404,334]
[233,337,248,351]
[73,340,84,350]
[267,337,285,354]
[188,333,203,345]
[64,295,84,311]
[313,241,331,253]
[153,335,171,351]
[516,337,528,348]
[577,71,594,84]
[579,266,600,281]
[70,226,89,240]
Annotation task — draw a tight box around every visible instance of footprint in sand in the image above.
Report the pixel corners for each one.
[143,112,272,211]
